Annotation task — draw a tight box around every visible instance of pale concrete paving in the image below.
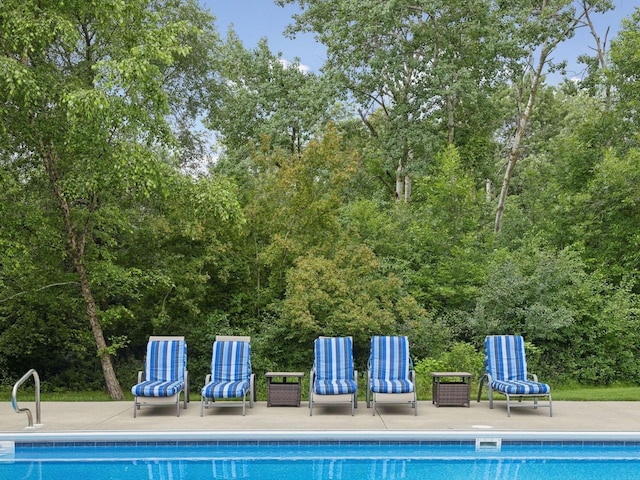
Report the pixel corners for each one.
[1,400,640,435]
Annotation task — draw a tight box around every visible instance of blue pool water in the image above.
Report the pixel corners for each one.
[2,440,640,479]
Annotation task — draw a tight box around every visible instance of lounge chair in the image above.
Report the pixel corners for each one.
[476,335,552,416]
[366,335,417,415]
[131,335,188,418]
[200,335,255,416]
[309,336,358,416]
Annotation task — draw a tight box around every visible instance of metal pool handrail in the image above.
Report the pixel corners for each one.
[12,369,41,428]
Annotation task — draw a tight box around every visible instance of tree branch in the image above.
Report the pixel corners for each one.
[0,282,80,303]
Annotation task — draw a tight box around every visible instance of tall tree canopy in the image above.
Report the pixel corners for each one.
[0,0,221,398]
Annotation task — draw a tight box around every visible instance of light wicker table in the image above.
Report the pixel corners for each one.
[431,372,473,407]
[265,372,304,407]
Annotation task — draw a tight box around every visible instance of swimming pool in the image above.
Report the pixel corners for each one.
[2,432,640,480]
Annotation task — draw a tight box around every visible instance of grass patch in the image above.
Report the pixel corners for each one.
[2,385,639,402]
[550,385,640,401]
[0,390,126,402]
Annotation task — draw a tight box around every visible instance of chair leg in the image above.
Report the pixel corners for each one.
[249,374,255,408]
[476,375,486,402]
[133,397,138,418]
[372,394,376,416]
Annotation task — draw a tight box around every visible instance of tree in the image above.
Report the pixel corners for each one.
[207,31,339,162]
[280,0,504,201]
[607,8,640,149]
[493,0,613,233]
[0,0,219,398]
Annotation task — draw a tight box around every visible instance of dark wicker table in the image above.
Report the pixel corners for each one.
[431,372,473,407]
[265,372,304,407]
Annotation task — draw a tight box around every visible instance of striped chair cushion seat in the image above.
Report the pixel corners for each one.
[132,380,184,397]
[370,378,414,394]
[490,380,550,395]
[315,379,357,395]
[201,379,250,399]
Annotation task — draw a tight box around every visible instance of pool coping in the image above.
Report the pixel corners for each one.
[3,430,640,444]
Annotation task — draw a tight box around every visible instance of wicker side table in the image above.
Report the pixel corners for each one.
[265,372,304,407]
[431,372,473,407]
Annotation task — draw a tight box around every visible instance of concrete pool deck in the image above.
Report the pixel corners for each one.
[1,399,640,437]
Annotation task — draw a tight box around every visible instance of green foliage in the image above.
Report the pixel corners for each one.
[608,9,640,144]
[471,244,589,340]
[1,0,639,395]
[414,342,485,399]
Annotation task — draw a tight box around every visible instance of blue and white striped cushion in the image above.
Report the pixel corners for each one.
[485,335,527,382]
[485,335,550,395]
[315,379,357,395]
[131,339,186,397]
[202,380,250,399]
[370,378,414,394]
[490,379,550,395]
[132,380,184,397]
[201,341,251,399]
[314,337,357,395]
[369,335,414,394]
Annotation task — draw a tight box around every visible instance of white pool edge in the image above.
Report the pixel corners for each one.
[2,430,640,443]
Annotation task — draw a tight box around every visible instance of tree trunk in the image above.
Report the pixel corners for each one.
[494,44,549,233]
[404,175,412,202]
[396,161,404,201]
[41,147,125,400]
[494,0,593,232]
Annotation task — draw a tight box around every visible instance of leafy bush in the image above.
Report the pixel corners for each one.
[414,342,485,399]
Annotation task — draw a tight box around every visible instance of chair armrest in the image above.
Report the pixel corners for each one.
[137,371,144,383]
[528,373,539,382]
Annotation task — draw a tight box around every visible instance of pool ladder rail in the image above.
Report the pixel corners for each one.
[12,368,43,429]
